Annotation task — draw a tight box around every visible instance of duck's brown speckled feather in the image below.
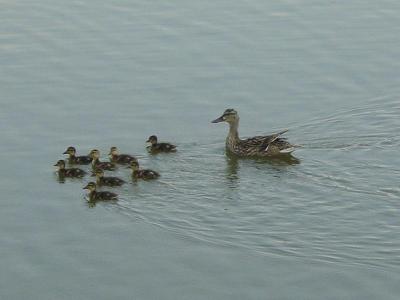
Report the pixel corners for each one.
[133,169,160,180]
[69,155,92,165]
[97,176,125,186]
[89,190,118,201]
[110,154,137,164]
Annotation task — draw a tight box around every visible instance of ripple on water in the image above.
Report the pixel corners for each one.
[88,97,400,270]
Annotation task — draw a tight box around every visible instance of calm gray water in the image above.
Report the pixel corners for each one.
[1,0,400,299]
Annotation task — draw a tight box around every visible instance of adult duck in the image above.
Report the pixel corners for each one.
[212,109,296,157]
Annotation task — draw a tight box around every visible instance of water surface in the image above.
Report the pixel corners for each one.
[1,0,400,299]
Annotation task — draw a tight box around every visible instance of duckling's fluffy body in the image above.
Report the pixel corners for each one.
[93,169,125,186]
[146,135,176,153]
[133,169,160,180]
[54,160,86,178]
[108,147,137,164]
[129,161,160,180]
[83,182,118,201]
[92,158,117,171]
[212,109,297,157]
[63,146,92,165]
[90,149,116,171]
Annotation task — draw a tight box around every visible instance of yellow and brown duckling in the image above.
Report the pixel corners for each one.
[54,160,86,177]
[108,146,137,164]
[146,135,177,153]
[92,168,125,187]
[129,160,160,180]
[83,182,118,201]
[89,149,117,171]
[212,109,297,157]
[63,146,92,165]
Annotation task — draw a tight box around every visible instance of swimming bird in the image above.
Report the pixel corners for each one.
[54,160,86,177]
[129,160,160,180]
[92,168,125,186]
[89,149,117,171]
[108,146,137,164]
[63,146,92,165]
[212,109,297,157]
[83,182,118,201]
[146,135,177,153]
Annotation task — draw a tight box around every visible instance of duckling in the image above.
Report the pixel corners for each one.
[108,146,137,164]
[83,182,118,201]
[54,160,86,177]
[212,109,297,157]
[89,149,117,171]
[63,146,92,165]
[129,160,160,180]
[146,135,177,153]
[92,168,125,186]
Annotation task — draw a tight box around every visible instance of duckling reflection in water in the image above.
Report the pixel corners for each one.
[129,160,160,180]
[63,146,92,165]
[89,149,116,171]
[108,146,137,164]
[146,135,177,153]
[83,182,118,202]
[212,109,299,157]
[54,160,86,178]
[92,168,125,187]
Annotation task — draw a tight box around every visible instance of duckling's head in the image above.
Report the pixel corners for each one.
[108,146,118,156]
[83,182,97,191]
[92,168,104,178]
[54,160,66,169]
[146,135,158,145]
[129,160,139,171]
[89,149,100,159]
[63,146,76,155]
[212,109,239,124]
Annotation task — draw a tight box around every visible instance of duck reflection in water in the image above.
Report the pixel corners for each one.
[225,151,300,185]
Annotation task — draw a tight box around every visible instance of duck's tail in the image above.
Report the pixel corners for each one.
[279,143,302,154]
[269,129,289,144]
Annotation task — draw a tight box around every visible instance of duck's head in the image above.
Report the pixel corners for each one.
[129,160,139,171]
[212,109,239,124]
[83,182,97,192]
[89,149,100,159]
[108,146,118,156]
[63,146,76,155]
[54,160,66,169]
[92,168,104,178]
[146,135,158,145]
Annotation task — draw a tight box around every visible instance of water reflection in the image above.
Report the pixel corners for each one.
[54,172,66,184]
[54,172,88,184]
[253,154,301,166]
[225,152,300,187]
[225,155,239,184]
[85,197,118,208]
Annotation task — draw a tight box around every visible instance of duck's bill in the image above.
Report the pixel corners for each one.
[53,163,59,166]
[62,150,68,154]
[211,116,224,123]
[83,186,89,190]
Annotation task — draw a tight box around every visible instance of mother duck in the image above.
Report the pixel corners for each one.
[212,109,297,157]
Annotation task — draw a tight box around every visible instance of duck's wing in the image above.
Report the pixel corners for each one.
[242,129,288,149]
[142,169,160,178]
[151,143,176,152]
[97,191,118,200]
[118,154,137,164]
